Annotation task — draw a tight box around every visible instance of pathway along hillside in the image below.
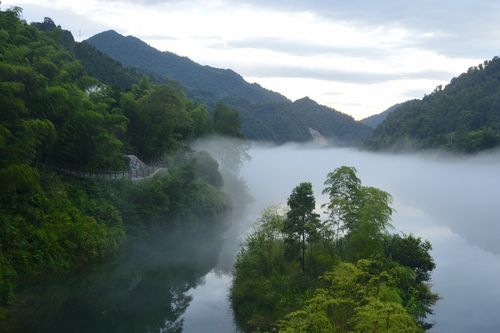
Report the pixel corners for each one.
[51,155,168,181]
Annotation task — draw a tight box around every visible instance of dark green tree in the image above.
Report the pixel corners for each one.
[283,182,320,273]
[213,103,242,138]
[121,81,193,162]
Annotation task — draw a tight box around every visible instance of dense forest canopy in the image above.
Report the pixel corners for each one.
[0,8,242,321]
[231,167,438,332]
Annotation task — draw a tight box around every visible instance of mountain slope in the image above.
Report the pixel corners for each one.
[361,103,401,128]
[86,30,287,105]
[369,58,500,152]
[86,30,372,144]
[74,41,143,90]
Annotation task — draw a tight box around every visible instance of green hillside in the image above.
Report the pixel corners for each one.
[369,58,500,152]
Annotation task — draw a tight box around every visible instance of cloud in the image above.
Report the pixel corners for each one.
[231,0,500,58]
[136,34,178,40]
[404,88,432,99]
[91,0,500,60]
[211,37,389,58]
[242,65,455,84]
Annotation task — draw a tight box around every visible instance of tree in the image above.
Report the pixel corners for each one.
[279,260,423,333]
[322,166,393,260]
[213,103,242,138]
[352,298,421,333]
[283,182,320,273]
[322,166,361,236]
[122,83,193,162]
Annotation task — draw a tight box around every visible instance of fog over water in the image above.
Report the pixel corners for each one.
[8,141,499,332]
[183,141,500,333]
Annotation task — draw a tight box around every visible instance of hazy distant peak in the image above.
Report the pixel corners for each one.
[361,103,402,128]
[92,29,122,38]
[293,97,323,108]
[293,96,342,114]
[294,96,315,104]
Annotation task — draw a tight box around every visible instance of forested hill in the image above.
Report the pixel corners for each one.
[86,30,372,144]
[368,58,500,152]
[87,30,288,105]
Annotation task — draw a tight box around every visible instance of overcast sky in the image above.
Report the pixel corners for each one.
[5,0,500,119]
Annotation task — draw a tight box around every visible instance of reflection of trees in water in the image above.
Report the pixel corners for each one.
[4,227,225,333]
[4,139,254,333]
[192,137,253,274]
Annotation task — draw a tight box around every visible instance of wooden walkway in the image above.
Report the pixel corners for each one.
[52,155,167,181]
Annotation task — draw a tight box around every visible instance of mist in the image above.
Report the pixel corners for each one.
[186,139,500,333]
[8,139,499,333]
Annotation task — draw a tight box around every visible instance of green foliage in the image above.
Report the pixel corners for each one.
[279,261,424,333]
[0,10,128,171]
[322,167,393,260]
[213,103,243,138]
[232,167,437,333]
[188,101,213,137]
[120,79,193,162]
[192,151,224,188]
[284,182,320,272]
[369,57,500,152]
[231,209,309,332]
[0,171,126,308]
[0,11,231,318]
[74,41,143,91]
[117,161,228,235]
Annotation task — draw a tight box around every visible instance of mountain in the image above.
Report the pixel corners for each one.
[86,30,372,144]
[369,57,500,152]
[74,41,143,90]
[86,30,287,105]
[361,103,401,128]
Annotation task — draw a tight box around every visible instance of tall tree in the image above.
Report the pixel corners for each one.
[323,167,393,259]
[322,166,361,236]
[283,182,320,273]
[213,103,242,138]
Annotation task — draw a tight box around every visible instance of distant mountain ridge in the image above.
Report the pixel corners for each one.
[86,30,372,144]
[361,103,402,128]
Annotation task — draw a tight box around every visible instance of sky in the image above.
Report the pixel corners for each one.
[4,0,500,119]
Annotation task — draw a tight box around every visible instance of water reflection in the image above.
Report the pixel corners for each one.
[5,227,225,333]
[182,271,236,333]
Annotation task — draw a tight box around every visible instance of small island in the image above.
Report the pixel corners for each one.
[232,167,438,332]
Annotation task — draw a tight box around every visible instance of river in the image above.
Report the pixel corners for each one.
[5,143,500,332]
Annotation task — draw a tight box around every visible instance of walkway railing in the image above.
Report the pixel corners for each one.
[49,155,167,181]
